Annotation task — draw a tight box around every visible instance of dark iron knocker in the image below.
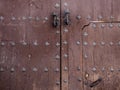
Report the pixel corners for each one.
[52,12,60,28]
[64,10,71,25]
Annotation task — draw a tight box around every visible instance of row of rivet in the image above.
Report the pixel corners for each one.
[0,42,60,46]
[0,67,60,72]
[63,67,120,72]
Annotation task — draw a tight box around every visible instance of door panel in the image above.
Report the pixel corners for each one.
[0,0,60,90]
[61,0,120,90]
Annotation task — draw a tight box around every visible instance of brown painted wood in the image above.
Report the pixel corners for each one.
[0,0,61,90]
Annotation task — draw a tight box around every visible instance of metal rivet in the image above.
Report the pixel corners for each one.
[83,32,88,36]
[110,67,114,72]
[45,42,50,46]
[109,23,113,28]
[76,41,80,45]
[28,54,32,58]
[35,16,40,21]
[87,15,91,20]
[0,67,4,72]
[0,16,4,20]
[93,42,97,46]
[63,80,67,83]
[22,16,27,20]
[101,41,105,45]
[55,3,60,8]
[63,41,68,45]
[85,73,89,78]
[56,30,60,34]
[77,66,80,71]
[98,15,103,20]
[33,41,38,46]
[10,42,15,46]
[55,55,60,59]
[83,42,88,46]
[28,16,33,20]
[118,41,120,45]
[33,68,38,72]
[64,28,68,32]
[84,54,88,59]
[64,66,68,71]
[78,77,82,82]
[11,68,15,72]
[55,68,59,72]
[56,42,60,47]
[1,42,5,46]
[109,42,113,46]
[101,24,105,28]
[92,67,96,72]
[76,15,81,20]
[64,54,68,58]
[102,67,105,71]
[21,41,27,45]
[44,68,48,72]
[110,16,114,20]
[92,23,97,28]
[44,17,48,21]
[64,2,68,6]
[56,81,60,85]
[11,17,16,21]
[22,68,26,72]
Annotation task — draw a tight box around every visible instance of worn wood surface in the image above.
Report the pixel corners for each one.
[0,0,60,90]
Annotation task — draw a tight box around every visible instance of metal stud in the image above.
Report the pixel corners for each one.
[55,3,60,8]
[64,2,68,6]
[56,42,60,47]
[44,17,48,21]
[56,30,60,34]
[35,16,40,21]
[110,16,114,20]
[109,23,113,28]
[55,68,59,72]
[1,42,5,46]
[33,41,38,46]
[76,15,81,20]
[84,54,88,59]
[102,67,105,71]
[55,55,60,59]
[28,16,33,20]
[118,41,120,45]
[87,15,91,20]
[33,68,38,72]
[64,66,68,71]
[98,15,103,20]
[78,77,82,82]
[22,16,27,20]
[0,16,4,20]
[56,81,60,85]
[83,42,88,46]
[21,41,27,46]
[101,41,105,45]
[10,41,15,46]
[76,41,80,45]
[77,66,80,71]
[11,68,15,72]
[83,32,88,36]
[109,42,113,46]
[11,17,16,21]
[92,23,97,28]
[101,24,105,28]
[63,41,68,45]
[110,67,114,72]
[44,67,48,72]
[63,79,67,83]
[0,67,4,72]
[64,54,68,58]
[64,28,68,33]
[92,67,96,72]
[45,42,50,46]
[22,68,26,72]
[28,54,32,58]
[93,42,97,46]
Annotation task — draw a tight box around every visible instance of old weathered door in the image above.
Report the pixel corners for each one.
[61,0,120,90]
[0,0,61,90]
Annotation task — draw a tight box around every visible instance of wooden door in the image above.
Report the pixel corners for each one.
[0,0,61,90]
[61,0,120,90]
